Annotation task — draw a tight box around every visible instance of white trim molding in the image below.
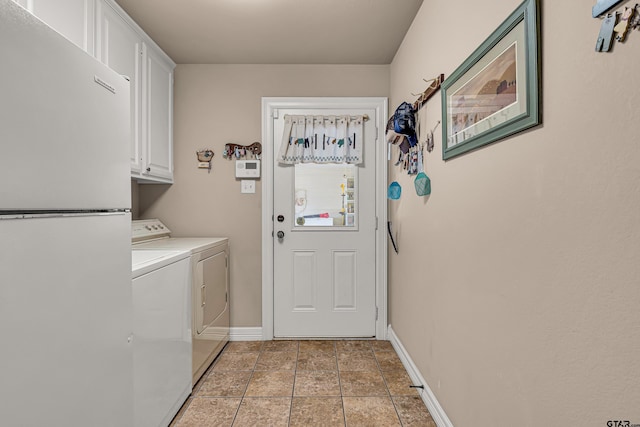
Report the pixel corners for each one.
[229,327,263,341]
[387,325,454,427]
[261,97,388,341]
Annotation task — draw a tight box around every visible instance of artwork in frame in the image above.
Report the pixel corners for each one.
[441,0,541,160]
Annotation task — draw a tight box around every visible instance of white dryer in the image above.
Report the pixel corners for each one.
[132,219,230,384]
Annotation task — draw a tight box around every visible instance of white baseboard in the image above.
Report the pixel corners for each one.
[387,325,454,427]
[229,327,263,341]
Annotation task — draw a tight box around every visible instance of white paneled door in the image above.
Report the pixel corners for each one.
[273,107,377,337]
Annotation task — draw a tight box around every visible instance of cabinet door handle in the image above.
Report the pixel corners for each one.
[201,285,206,307]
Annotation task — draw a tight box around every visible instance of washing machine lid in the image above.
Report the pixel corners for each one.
[133,237,228,254]
[131,249,190,278]
[132,219,228,252]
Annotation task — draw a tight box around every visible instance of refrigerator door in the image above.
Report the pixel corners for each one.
[0,1,130,211]
[0,213,133,427]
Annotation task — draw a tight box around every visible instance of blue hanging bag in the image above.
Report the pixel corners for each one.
[392,102,418,147]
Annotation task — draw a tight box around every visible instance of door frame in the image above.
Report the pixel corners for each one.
[261,97,388,340]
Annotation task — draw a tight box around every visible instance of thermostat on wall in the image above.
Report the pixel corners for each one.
[235,159,260,178]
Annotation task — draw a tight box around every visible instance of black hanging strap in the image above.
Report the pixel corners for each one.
[387,221,399,254]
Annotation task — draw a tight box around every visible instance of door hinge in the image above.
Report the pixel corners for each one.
[375,307,379,320]
[273,109,279,119]
[225,292,228,303]
[375,217,379,230]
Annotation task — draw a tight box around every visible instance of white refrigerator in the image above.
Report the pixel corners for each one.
[0,2,134,426]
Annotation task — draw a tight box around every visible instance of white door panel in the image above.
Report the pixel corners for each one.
[273,108,377,337]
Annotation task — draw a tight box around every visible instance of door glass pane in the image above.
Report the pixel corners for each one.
[293,163,357,228]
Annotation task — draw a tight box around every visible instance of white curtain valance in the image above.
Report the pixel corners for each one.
[277,115,364,165]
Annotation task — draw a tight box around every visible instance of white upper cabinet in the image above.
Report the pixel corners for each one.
[15,0,176,184]
[96,1,143,175]
[14,0,95,55]
[96,0,175,183]
[143,44,174,182]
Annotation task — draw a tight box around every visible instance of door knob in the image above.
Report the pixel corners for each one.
[277,231,285,239]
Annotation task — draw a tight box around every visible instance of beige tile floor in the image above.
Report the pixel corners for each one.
[171,340,436,426]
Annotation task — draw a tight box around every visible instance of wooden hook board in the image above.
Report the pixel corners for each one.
[413,74,445,111]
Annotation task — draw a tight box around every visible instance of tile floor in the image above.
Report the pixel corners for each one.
[171,340,436,426]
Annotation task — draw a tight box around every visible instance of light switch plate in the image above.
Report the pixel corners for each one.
[241,180,255,194]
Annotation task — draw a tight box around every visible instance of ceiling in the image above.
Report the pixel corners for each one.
[114,0,423,65]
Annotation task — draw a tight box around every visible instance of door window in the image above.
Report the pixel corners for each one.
[293,163,357,229]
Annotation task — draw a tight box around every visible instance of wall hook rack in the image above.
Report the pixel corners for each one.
[223,142,262,160]
[412,74,445,112]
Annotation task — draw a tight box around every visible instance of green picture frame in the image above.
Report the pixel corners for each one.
[441,0,541,160]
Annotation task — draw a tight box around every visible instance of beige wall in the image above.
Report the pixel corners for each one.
[138,64,389,327]
[389,0,640,425]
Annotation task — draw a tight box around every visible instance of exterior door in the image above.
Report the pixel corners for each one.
[273,107,377,337]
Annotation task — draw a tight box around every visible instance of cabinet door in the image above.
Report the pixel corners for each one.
[96,1,142,174]
[143,42,174,181]
[14,0,95,55]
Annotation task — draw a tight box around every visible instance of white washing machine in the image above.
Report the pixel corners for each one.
[131,249,191,427]
[132,219,230,384]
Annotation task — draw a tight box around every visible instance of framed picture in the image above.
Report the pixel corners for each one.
[441,0,541,160]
